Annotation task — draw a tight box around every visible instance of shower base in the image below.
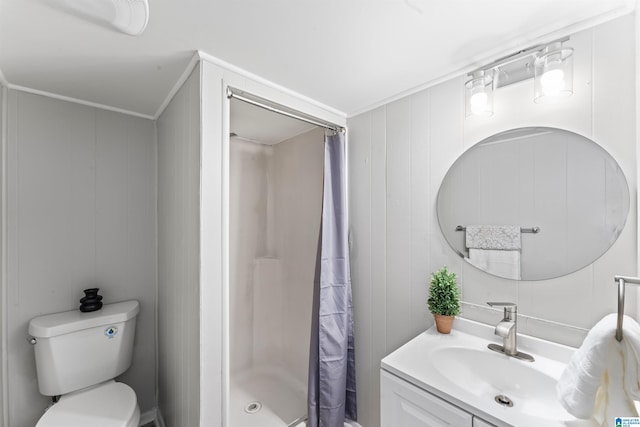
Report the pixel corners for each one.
[230,365,361,427]
[231,366,306,426]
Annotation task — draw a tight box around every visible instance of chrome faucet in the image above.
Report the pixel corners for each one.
[486,302,534,362]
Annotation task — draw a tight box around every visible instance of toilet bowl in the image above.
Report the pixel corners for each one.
[35,381,140,427]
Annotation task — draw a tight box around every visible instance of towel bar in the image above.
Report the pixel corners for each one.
[614,275,640,342]
[455,225,541,234]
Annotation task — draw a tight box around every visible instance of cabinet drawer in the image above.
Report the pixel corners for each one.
[381,370,473,427]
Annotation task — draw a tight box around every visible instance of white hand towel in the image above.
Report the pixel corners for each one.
[557,313,640,420]
[465,225,522,280]
[466,248,521,280]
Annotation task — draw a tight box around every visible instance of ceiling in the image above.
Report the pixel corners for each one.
[230,98,317,145]
[0,0,635,119]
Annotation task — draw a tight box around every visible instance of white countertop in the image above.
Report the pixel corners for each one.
[381,317,599,427]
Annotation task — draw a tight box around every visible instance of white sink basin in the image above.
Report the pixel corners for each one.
[430,346,568,420]
[381,318,598,427]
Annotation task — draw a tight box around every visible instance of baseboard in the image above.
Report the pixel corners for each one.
[154,408,167,427]
[139,407,160,426]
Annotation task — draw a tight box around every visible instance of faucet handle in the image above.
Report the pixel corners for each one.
[487,301,517,308]
[487,302,517,318]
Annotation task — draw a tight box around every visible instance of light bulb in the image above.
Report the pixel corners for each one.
[465,71,493,117]
[469,92,488,115]
[534,44,573,103]
[540,69,565,96]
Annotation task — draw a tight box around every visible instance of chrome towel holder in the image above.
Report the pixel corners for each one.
[614,275,640,342]
[455,225,541,234]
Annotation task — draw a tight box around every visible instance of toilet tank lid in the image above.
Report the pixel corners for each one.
[29,300,140,338]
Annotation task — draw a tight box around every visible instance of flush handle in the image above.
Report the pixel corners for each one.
[27,336,37,345]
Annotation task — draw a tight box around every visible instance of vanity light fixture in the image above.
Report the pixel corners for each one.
[465,37,573,117]
[534,41,574,103]
[465,70,494,117]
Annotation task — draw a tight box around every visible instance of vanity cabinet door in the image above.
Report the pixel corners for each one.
[381,370,473,427]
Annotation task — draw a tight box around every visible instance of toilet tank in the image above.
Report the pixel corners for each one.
[28,300,140,396]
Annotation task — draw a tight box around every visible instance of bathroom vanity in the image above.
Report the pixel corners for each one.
[380,318,599,427]
[381,369,496,427]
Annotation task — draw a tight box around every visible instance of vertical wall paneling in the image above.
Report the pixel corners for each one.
[0,85,6,427]
[5,90,16,427]
[347,111,373,427]
[370,106,387,427]
[95,110,157,413]
[348,14,636,427]
[200,61,224,427]
[6,90,156,427]
[409,92,430,339]
[428,79,466,295]
[591,15,638,320]
[385,97,413,354]
[157,64,201,427]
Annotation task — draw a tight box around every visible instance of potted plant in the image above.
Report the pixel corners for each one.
[427,266,461,334]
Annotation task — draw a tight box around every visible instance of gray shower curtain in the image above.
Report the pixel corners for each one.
[308,131,357,427]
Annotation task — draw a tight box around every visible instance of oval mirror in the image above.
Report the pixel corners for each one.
[437,127,630,281]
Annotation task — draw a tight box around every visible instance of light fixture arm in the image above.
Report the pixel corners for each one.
[467,36,570,89]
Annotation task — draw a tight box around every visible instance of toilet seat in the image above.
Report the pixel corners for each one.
[36,381,140,427]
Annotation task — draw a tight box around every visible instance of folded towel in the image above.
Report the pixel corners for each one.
[465,225,521,250]
[466,248,521,280]
[557,313,640,420]
[465,225,522,279]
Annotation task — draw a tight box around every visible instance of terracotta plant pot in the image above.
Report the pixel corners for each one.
[434,314,455,334]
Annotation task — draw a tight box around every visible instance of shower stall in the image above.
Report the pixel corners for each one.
[228,97,324,426]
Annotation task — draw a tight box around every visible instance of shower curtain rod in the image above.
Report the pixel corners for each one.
[227,87,345,133]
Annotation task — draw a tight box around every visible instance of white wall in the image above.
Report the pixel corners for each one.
[200,60,224,427]
[5,90,157,427]
[156,64,202,427]
[348,14,636,427]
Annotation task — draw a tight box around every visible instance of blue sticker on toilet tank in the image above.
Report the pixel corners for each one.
[104,326,118,338]
[616,418,640,426]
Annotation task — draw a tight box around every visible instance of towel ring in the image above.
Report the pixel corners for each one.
[614,275,640,342]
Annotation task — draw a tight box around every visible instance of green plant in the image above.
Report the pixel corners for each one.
[427,266,460,316]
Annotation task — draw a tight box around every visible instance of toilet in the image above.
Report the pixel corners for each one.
[28,300,141,427]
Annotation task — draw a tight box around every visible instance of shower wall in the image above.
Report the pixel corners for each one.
[230,138,276,374]
[273,127,324,382]
[230,126,324,385]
